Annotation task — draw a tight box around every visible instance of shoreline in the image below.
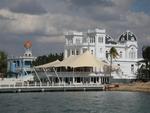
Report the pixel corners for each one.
[107,81,150,93]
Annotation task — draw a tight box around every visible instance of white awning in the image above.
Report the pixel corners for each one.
[54,51,108,68]
[54,55,78,67]
[35,60,60,68]
[69,51,106,68]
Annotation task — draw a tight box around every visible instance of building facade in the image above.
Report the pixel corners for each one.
[7,41,36,78]
[64,28,139,79]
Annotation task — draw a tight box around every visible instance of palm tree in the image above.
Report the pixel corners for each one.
[0,51,7,77]
[109,47,119,76]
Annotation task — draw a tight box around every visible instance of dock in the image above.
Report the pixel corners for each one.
[0,82,105,93]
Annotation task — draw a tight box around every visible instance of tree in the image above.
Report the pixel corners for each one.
[0,51,7,77]
[109,47,119,76]
[32,53,63,66]
[138,46,150,81]
[142,46,150,68]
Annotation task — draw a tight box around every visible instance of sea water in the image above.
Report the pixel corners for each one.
[0,91,150,113]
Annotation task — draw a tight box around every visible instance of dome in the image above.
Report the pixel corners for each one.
[24,40,32,49]
[118,30,137,42]
[105,34,117,44]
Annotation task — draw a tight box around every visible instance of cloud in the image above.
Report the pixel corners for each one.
[65,0,114,7]
[125,12,150,27]
[36,35,64,43]
[9,0,47,15]
[0,8,100,36]
[0,9,44,34]
[0,0,150,57]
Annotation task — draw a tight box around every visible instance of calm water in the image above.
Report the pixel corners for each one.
[0,91,150,113]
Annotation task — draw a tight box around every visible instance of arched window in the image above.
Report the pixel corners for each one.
[90,37,95,43]
[131,64,134,73]
[120,51,123,58]
[68,39,73,44]
[129,48,135,59]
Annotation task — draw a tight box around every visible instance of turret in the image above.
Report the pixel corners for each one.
[24,40,32,57]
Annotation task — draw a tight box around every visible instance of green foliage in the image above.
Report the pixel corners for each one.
[137,46,150,81]
[32,53,63,66]
[142,46,150,61]
[109,47,119,59]
[109,47,118,76]
[0,50,7,77]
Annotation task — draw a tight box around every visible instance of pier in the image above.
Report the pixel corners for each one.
[0,82,105,93]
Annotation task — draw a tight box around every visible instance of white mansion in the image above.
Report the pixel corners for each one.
[64,28,139,79]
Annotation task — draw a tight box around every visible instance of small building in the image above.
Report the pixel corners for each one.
[7,40,36,78]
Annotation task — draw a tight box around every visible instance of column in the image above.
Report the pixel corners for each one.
[73,76,75,84]
[80,48,83,55]
[64,49,67,58]
[74,49,76,55]
[99,77,101,84]
[70,49,72,56]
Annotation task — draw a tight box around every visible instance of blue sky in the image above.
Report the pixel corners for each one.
[132,0,150,14]
[0,0,149,57]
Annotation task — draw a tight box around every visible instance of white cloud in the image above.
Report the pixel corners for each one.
[0,0,150,56]
[0,9,44,34]
[1,9,101,31]
[0,9,99,41]
[125,12,150,27]
[36,36,65,43]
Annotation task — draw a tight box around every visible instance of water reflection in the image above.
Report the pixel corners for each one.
[0,92,149,113]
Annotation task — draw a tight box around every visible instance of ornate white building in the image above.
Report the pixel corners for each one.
[64,28,139,79]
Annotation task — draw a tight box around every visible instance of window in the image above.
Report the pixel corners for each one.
[16,61,20,67]
[24,61,31,66]
[120,51,123,58]
[72,50,74,55]
[131,37,135,41]
[68,39,73,44]
[98,37,103,43]
[90,37,95,43]
[91,50,93,54]
[131,64,134,73]
[121,37,125,41]
[129,48,135,59]
[76,50,79,55]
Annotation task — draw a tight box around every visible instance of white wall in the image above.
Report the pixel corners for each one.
[64,28,139,79]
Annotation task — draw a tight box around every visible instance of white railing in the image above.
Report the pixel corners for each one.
[0,82,103,89]
[43,72,105,77]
